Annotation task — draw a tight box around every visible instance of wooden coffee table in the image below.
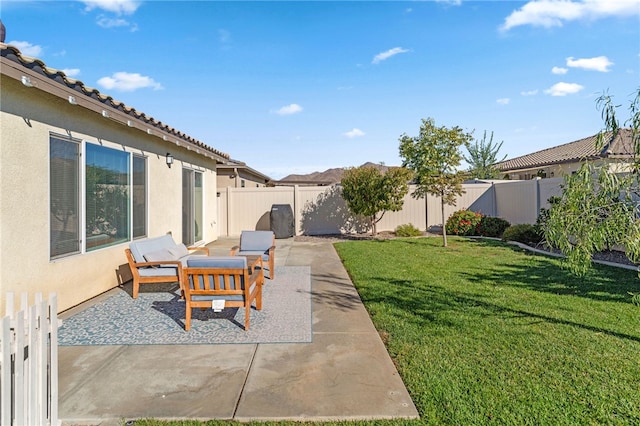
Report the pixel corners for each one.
[242,255,263,275]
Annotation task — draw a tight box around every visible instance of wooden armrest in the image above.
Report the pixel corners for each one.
[230,245,239,255]
[187,246,210,255]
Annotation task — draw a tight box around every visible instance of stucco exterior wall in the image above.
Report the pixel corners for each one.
[0,76,220,315]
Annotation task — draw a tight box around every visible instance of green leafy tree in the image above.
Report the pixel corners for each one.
[399,117,473,247]
[463,130,507,179]
[544,88,640,277]
[340,165,413,236]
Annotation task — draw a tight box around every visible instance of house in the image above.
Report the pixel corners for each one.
[217,158,272,188]
[0,43,237,315]
[496,129,635,180]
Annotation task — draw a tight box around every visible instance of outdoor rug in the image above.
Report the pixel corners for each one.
[58,266,311,345]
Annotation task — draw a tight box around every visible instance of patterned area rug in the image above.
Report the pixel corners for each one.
[58,266,311,345]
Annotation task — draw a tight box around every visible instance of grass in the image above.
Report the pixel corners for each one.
[131,237,640,426]
[333,237,640,425]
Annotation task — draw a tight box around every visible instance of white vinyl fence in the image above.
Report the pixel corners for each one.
[1,293,59,426]
[217,179,565,237]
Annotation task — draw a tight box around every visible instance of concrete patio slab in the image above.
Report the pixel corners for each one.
[58,237,419,424]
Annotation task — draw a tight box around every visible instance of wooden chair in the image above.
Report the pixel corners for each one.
[230,230,276,279]
[181,256,264,331]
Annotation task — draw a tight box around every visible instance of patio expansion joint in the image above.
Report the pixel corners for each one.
[232,342,259,420]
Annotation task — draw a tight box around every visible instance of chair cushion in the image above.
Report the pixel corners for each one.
[130,234,176,263]
[240,231,273,251]
[144,248,175,262]
[168,243,190,259]
[236,250,270,261]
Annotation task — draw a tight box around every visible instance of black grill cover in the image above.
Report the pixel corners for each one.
[270,204,294,238]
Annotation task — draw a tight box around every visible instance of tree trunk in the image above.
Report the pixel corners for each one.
[441,197,448,247]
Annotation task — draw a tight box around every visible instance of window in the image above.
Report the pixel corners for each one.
[85,144,130,250]
[49,136,148,259]
[50,135,80,258]
[132,155,147,239]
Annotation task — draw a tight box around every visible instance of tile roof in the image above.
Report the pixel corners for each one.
[496,129,635,172]
[0,43,229,161]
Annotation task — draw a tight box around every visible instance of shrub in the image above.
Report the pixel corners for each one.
[502,224,542,245]
[476,216,511,238]
[446,210,483,236]
[395,223,423,237]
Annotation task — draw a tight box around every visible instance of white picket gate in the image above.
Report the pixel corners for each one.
[0,293,59,426]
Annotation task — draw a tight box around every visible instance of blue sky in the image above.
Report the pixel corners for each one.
[2,0,639,179]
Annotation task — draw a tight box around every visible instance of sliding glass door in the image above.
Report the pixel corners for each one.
[182,168,203,245]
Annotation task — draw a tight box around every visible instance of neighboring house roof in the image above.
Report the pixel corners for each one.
[496,129,635,172]
[217,159,272,183]
[0,43,230,162]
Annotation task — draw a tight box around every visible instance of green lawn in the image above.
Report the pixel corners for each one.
[135,236,640,426]
[333,237,640,425]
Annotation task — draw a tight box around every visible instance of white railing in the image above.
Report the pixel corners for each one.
[1,293,59,426]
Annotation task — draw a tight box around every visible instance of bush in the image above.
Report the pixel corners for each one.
[476,216,511,238]
[502,224,542,245]
[446,210,483,236]
[395,223,423,237]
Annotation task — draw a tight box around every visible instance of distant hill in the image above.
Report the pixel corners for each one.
[277,162,392,185]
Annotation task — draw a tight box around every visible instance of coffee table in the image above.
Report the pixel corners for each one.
[241,255,263,275]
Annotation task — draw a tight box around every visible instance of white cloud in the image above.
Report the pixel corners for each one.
[552,66,568,74]
[96,16,130,28]
[272,104,303,115]
[500,0,640,32]
[8,41,42,57]
[344,128,366,138]
[372,47,409,64]
[521,89,539,96]
[62,68,81,77]
[496,98,511,105]
[81,0,141,15]
[97,72,163,92]
[566,56,613,72]
[544,82,584,96]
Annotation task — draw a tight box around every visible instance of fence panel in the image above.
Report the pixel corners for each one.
[0,293,59,426]
[494,180,539,224]
[425,183,493,228]
[537,177,563,210]
[217,179,563,236]
[226,187,295,236]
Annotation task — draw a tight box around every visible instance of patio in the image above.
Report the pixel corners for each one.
[57,237,419,424]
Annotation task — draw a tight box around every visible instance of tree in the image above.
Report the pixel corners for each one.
[399,117,474,247]
[463,130,507,179]
[340,165,413,236]
[544,88,640,278]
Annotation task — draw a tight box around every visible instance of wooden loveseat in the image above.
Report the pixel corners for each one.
[124,234,209,298]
